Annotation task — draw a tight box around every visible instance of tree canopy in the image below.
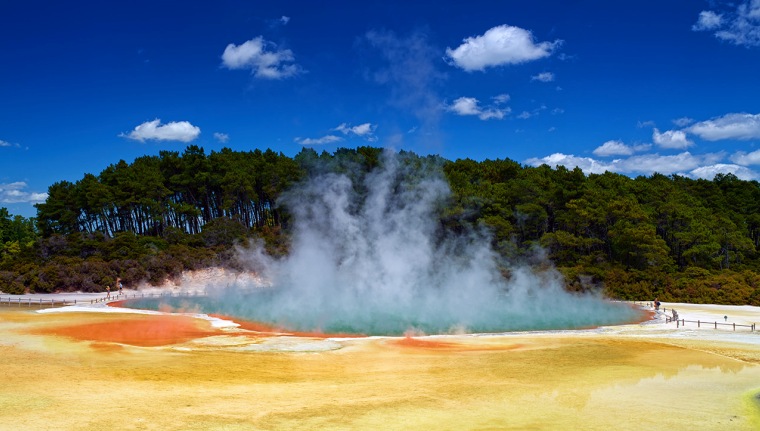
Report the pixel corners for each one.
[2,146,760,305]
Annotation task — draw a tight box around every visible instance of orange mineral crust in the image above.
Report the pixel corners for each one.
[210,314,368,338]
[2,307,760,431]
[26,312,222,347]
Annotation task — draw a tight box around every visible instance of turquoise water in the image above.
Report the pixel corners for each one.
[122,290,644,336]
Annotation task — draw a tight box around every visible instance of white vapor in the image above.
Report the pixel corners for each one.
[210,150,639,335]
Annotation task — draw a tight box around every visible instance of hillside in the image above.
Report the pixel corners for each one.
[2,145,760,305]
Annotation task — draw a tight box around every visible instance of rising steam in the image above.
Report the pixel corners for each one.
[166,150,640,335]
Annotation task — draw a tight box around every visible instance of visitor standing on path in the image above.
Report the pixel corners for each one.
[106,285,110,300]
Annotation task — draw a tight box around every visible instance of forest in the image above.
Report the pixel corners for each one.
[2,145,760,305]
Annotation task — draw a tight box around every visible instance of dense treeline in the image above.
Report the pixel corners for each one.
[35,146,301,237]
[2,146,760,305]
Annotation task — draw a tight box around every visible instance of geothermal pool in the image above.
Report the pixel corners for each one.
[121,292,645,335]
[143,152,642,336]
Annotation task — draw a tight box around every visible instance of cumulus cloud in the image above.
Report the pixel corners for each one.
[730,149,760,165]
[517,111,533,119]
[637,120,656,128]
[0,182,47,204]
[445,24,561,71]
[672,117,694,127]
[448,96,509,120]
[294,135,343,146]
[121,119,201,143]
[334,123,378,141]
[515,105,547,120]
[0,139,11,147]
[690,163,758,180]
[221,36,301,79]
[692,1,760,47]
[692,11,724,31]
[527,151,730,178]
[531,72,555,82]
[492,93,510,104]
[653,128,694,149]
[213,132,229,143]
[686,112,760,140]
[526,153,615,174]
[614,152,722,175]
[592,140,651,157]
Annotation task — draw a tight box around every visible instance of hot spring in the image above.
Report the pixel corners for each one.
[124,150,643,335]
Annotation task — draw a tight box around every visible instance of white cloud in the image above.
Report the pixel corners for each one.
[280,16,290,25]
[686,112,760,140]
[652,128,694,149]
[448,96,509,120]
[0,182,47,204]
[594,140,635,157]
[0,139,21,149]
[492,93,510,104]
[517,111,533,119]
[690,163,758,180]
[527,151,731,178]
[445,24,561,71]
[692,11,724,31]
[730,149,760,165]
[526,153,615,174]
[615,152,720,175]
[637,120,656,128]
[693,1,760,47]
[672,117,694,127]
[121,119,201,143]
[333,123,378,141]
[449,97,480,115]
[221,36,301,79]
[531,72,555,82]
[294,135,343,146]
[213,132,229,143]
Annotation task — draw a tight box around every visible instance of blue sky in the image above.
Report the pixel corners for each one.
[2,0,760,218]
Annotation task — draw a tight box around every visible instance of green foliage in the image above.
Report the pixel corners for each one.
[2,147,760,305]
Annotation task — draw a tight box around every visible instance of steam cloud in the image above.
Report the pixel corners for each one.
[180,150,640,335]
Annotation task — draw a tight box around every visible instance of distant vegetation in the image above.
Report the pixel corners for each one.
[2,145,760,305]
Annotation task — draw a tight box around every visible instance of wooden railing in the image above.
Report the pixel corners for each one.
[0,290,207,308]
[665,316,755,331]
[630,301,756,332]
